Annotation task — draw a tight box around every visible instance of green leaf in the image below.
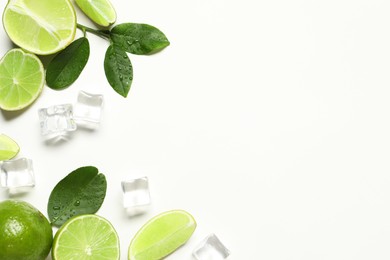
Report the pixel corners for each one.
[104,45,133,97]
[110,23,170,55]
[46,37,90,90]
[47,166,107,227]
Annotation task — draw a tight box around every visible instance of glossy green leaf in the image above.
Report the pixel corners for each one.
[47,166,107,227]
[110,23,170,55]
[104,45,133,97]
[46,37,90,90]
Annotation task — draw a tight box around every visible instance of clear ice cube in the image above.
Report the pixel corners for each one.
[0,158,35,194]
[193,234,231,260]
[121,177,151,216]
[38,104,76,138]
[73,91,103,129]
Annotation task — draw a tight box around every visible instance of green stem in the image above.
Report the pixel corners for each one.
[77,23,110,40]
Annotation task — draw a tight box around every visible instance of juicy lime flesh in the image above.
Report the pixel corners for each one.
[75,0,116,27]
[129,210,197,260]
[53,215,120,260]
[0,49,44,111]
[0,134,19,160]
[3,0,76,55]
[0,200,53,260]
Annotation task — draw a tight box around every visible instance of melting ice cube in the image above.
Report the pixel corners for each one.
[121,177,151,216]
[0,158,35,194]
[38,104,76,139]
[73,91,104,129]
[193,234,231,260]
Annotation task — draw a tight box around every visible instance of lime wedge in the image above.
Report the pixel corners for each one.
[52,215,120,260]
[128,210,197,260]
[3,0,76,55]
[75,0,116,27]
[0,49,44,111]
[0,134,19,161]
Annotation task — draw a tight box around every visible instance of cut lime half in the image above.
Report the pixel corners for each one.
[0,134,19,161]
[0,49,44,111]
[52,215,120,260]
[75,0,116,27]
[3,0,76,55]
[128,210,197,260]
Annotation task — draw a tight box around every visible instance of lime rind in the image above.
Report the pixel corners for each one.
[0,48,44,111]
[75,0,116,27]
[0,134,19,161]
[128,210,197,260]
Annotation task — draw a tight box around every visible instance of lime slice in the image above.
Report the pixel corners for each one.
[128,210,197,260]
[0,49,44,111]
[0,134,19,161]
[75,0,116,27]
[3,0,76,55]
[52,215,120,260]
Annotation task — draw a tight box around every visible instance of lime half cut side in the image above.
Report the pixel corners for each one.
[0,134,19,161]
[128,210,197,260]
[0,49,44,111]
[52,215,120,260]
[3,0,76,55]
[75,0,116,27]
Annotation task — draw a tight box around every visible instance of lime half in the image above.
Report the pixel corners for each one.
[0,134,19,161]
[0,49,44,111]
[128,210,197,260]
[75,0,116,27]
[3,0,76,55]
[52,215,120,260]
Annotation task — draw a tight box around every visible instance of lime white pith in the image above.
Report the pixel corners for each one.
[75,0,116,27]
[52,215,120,260]
[0,49,44,111]
[2,0,76,55]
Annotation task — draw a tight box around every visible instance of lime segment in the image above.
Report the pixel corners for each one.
[128,210,197,260]
[75,0,116,27]
[52,215,120,260]
[0,134,19,161]
[3,0,76,55]
[0,49,44,111]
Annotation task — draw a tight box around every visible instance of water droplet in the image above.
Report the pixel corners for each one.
[53,206,60,210]
[74,200,80,206]
[127,41,131,45]
[119,75,123,80]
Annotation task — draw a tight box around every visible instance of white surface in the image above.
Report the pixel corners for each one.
[1,0,390,259]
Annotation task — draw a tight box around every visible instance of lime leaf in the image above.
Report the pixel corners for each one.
[46,37,90,90]
[47,166,107,227]
[128,210,196,260]
[104,45,133,97]
[111,23,170,55]
[0,134,19,161]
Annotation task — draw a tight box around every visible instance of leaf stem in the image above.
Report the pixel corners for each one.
[77,23,110,40]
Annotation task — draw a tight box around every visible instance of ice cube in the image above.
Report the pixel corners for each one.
[193,234,231,260]
[73,91,103,129]
[121,177,151,216]
[38,104,76,139]
[0,158,35,194]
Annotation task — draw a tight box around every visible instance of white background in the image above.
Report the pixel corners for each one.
[2,0,390,259]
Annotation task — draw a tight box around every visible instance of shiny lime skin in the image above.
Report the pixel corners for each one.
[0,200,53,260]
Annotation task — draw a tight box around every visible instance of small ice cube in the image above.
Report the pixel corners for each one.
[0,158,35,194]
[121,177,151,216]
[73,91,103,129]
[193,234,230,260]
[38,104,76,138]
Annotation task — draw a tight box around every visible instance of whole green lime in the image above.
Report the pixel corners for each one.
[0,200,53,260]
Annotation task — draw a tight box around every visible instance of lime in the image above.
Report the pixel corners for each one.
[2,0,76,55]
[0,134,19,160]
[0,200,53,260]
[128,210,197,260]
[0,48,45,111]
[52,214,120,260]
[75,0,116,27]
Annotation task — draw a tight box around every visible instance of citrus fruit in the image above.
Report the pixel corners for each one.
[2,0,76,55]
[52,214,120,260]
[0,48,45,111]
[128,210,197,260]
[0,200,53,260]
[75,0,116,27]
[0,134,19,160]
